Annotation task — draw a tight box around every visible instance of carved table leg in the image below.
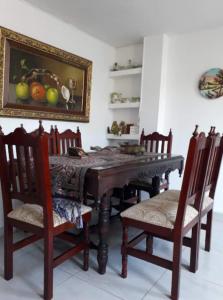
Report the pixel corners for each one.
[97,192,111,274]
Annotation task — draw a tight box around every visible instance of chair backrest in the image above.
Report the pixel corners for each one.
[203,129,223,199]
[0,126,4,136]
[0,127,53,227]
[30,120,57,155]
[55,126,82,155]
[175,126,215,232]
[140,129,172,154]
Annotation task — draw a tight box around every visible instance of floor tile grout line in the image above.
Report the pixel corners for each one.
[57,263,85,277]
[54,273,74,288]
[202,278,223,289]
[141,269,168,300]
[64,272,125,300]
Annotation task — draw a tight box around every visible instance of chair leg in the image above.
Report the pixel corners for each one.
[171,239,183,300]
[146,234,153,254]
[121,224,128,278]
[44,235,54,300]
[136,190,141,203]
[4,221,13,280]
[205,210,213,252]
[190,223,200,273]
[83,220,89,271]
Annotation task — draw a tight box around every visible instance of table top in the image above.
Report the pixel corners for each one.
[49,149,182,171]
[49,150,183,201]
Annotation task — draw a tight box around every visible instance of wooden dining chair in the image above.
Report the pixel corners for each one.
[132,128,173,197]
[55,126,82,155]
[111,129,173,213]
[0,127,91,300]
[200,130,223,251]
[0,125,4,136]
[164,128,223,253]
[120,126,214,300]
[29,120,57,155]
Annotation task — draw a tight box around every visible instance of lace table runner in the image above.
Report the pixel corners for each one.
[50,150,163,201]
[50,150,163,227]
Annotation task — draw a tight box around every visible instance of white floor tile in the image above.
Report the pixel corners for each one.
[75,245,165,300]
[143,269,223,300]
[54,275,122,300]
[0,214,222,300]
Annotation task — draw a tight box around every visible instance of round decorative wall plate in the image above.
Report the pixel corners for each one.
[199,68,223,99]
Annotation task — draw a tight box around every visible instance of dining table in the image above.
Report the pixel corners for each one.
[49,149,184,274]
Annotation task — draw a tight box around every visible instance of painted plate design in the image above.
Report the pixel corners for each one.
[199,68,223,99]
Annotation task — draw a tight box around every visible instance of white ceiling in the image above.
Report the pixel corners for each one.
[23,0,223,47]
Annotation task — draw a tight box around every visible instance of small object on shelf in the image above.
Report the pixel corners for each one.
[130,97,140,103]
[111,60,142,72]
[107,126,110,133]
[126,123,134,134]
[119,121,127,134]
[111,121,120,135]
[119,97,128,103]
[127,59,132,69]
[110,92,122,103]
[129,125,139,135]
[112,62,119,71]
[132,63,142,69]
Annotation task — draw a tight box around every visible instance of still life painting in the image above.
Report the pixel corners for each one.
[199,68,223,99]
[0,27,92,122]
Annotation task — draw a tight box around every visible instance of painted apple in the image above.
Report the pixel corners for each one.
[30,82,46,101]
[46,88,58,105]
[15,82,29,100]
[30,81,40,89]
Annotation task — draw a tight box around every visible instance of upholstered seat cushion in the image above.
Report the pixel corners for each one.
[7,203,92,228]
[159,190,214,210]
[121,192,198,229]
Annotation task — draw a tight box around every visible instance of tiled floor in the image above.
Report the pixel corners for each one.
[0,213,223,300]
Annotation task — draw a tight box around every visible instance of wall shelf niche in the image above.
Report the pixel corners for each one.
[108,102,140,109]
[109,67,142,78]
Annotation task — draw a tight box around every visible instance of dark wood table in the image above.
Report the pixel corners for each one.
[84,153,184,274]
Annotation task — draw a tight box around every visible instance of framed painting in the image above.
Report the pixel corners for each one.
[0,27,92,122]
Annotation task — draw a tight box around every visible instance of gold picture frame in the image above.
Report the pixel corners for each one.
[0,27,92,122]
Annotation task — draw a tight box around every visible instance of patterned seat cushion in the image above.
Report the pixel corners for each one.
[159,190,214,210]
[121,192,198,229]
[7,203,92,228]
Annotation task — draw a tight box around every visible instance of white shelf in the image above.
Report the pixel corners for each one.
[106,133,139,140]
[108,102,140,109]
[109,67,142,78]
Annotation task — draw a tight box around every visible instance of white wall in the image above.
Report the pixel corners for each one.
[163,28,223,213]
[140,35,169,134]
[0,0,115,227]
[0,0,115,146]
[140,28,223,213]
